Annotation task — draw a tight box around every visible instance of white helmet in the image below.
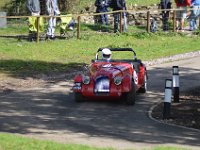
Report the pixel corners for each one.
[102,48,111,61]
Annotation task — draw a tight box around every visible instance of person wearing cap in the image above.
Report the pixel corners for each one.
[102,48,112,62]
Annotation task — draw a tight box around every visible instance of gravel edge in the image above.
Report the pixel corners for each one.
[143,50,200,66]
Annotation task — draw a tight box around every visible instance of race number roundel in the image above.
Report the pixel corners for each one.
[133,70,138,84]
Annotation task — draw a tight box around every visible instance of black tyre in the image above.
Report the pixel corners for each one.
[139,73,147,93]
[124,82,136,105]
[74,93,85,102]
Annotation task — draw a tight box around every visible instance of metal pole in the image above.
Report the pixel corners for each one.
[147,11,150,33]
[172,66,180,103]
[163,79,172,120]
[36,16,40,43]
[77,16,80,39]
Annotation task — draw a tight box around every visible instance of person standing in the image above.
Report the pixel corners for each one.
[26,0,40,41]
[175,0,191,32]
[95,0,109,25]
[110,0,127,33]
[46,0,60,40]
[189,0,200,30]
[160,0,172,31]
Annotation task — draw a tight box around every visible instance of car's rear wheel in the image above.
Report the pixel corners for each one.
[139,73,147,93]
[123,82,136,105]
[74,93,85,102]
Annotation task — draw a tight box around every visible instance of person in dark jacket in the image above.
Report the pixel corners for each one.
[110,0,127,33]
[160,0,171,31]
[95,0,109,25]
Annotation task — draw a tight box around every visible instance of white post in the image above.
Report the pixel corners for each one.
[172,66,179,103]
[163,79,172,119]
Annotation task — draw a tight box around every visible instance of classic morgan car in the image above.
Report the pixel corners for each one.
[72,48,147,105]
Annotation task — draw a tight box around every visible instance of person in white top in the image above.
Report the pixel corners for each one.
[46,0,60,40]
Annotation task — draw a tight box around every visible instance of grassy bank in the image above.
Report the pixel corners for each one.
[0,31,200,76]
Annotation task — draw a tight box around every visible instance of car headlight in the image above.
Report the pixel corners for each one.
[114,76,122,85]
[73,82,81,90]
[83,76,90,85]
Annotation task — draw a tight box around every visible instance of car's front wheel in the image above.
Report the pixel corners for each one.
[123,82,136,105]
[74,93,85,102]
[139,73,147,93]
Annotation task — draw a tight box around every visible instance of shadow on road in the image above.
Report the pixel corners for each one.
[0,60,200,148]
[0,59,83,81]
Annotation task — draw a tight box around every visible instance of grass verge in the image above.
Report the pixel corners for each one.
[0,30,200,77]
[0,133,113,150]
[0,133,189,150]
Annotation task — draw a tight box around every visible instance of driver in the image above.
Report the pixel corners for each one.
[102,48,112,62]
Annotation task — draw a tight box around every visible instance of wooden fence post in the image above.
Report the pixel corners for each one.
[120,11,123,33]
[36,16,40,43]
[146,11,150,33]
[173,10,176,32]
[77,16,81,39]
[199,17,200,30]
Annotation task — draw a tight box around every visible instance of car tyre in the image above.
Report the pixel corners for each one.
[139,73,147,93]
[75,93,85,102]
[124,82,136,105]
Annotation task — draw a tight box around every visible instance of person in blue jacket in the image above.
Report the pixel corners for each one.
[95,0,109,25]
[189,0,200,31]
[160,0,171,31]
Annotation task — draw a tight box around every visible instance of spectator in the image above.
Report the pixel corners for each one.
[46,0,60,40]
[189,0,200,31]
[175,0,191,32]
[59,14,76,37]
[110,0,127,33]
[95,0,109,25]
[160,0,172,31]
[26,0,40,41]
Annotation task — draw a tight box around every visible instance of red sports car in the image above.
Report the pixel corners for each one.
[72,48,147,105]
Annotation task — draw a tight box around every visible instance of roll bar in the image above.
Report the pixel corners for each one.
[96,48,137,60]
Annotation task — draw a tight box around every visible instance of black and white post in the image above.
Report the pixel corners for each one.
[163,79,172,120]
[172,66,179,103]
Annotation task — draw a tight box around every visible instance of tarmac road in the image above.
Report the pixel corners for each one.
[0,56,200,150]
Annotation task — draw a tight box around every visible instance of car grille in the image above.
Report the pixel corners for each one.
[94,76,110,93]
